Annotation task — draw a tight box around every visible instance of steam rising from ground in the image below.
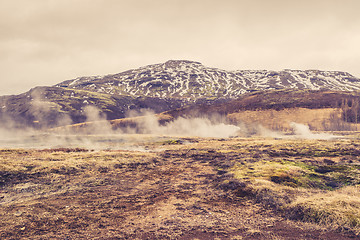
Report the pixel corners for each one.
[259,122,338,140]
[81,105,113,134]
[0,84,346,150]
[132,112,240,138]
[159,117,240,138]
[0,108,241,149]
[289,122,337,140]
[0,105,342,150]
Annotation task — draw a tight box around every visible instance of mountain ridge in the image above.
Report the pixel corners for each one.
[1,60,360,129]
[55,60,360,100]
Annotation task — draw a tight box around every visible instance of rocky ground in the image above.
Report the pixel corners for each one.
[0,137,359,239]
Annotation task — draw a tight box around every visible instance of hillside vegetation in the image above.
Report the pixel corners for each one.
[0,86,185,128]
[51,89,360,134]
[163,90,360,132]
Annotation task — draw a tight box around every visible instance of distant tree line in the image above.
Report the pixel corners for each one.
[341,98,360,123]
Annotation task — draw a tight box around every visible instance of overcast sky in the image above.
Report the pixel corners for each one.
[1,0,359,95]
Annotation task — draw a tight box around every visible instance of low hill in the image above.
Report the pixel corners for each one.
[163,89,360,131]
[57,89,360,133]
[0,86,185,128]
[164,89,358,115]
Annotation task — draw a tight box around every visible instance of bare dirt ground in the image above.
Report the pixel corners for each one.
[0,137,359,239]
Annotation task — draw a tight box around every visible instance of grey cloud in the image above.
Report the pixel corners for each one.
[1,0,360,95]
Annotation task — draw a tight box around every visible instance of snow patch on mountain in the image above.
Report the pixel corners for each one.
[55,60,360,100]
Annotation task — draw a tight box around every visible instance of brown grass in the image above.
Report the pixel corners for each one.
[222,138,360,234]
[1,137,359,239]
[228,107,355,131]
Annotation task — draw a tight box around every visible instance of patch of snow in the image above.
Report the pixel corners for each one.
[69,79,79,86]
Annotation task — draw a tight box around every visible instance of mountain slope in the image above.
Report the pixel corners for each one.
[56,60,360,100]
[159,89,360,131]
[1,60,360,129]
[61,89,360,133]
[0,86,185,128]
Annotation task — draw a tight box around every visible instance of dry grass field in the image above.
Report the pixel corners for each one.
[228,108,343,132]
[1,136,360,239]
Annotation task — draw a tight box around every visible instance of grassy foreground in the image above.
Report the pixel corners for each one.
[227,139,360,234]
[1,137,360,239]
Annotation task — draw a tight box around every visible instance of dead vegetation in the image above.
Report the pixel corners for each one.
[0,137,359,239]
[221,139,360,235]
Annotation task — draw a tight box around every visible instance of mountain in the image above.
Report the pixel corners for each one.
[56,60,360,100]
[1,60,360,129]
[0,86,185,128]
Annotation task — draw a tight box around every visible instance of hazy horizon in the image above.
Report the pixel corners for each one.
[1,0,360,96]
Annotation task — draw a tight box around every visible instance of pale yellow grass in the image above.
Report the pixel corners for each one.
[289,185,360,234]
[243,180,360,234]
[232,161,305,181]
[228,107,349,131]
[0,149,155,173]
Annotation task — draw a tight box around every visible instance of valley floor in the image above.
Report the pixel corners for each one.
[0,137,359,239]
